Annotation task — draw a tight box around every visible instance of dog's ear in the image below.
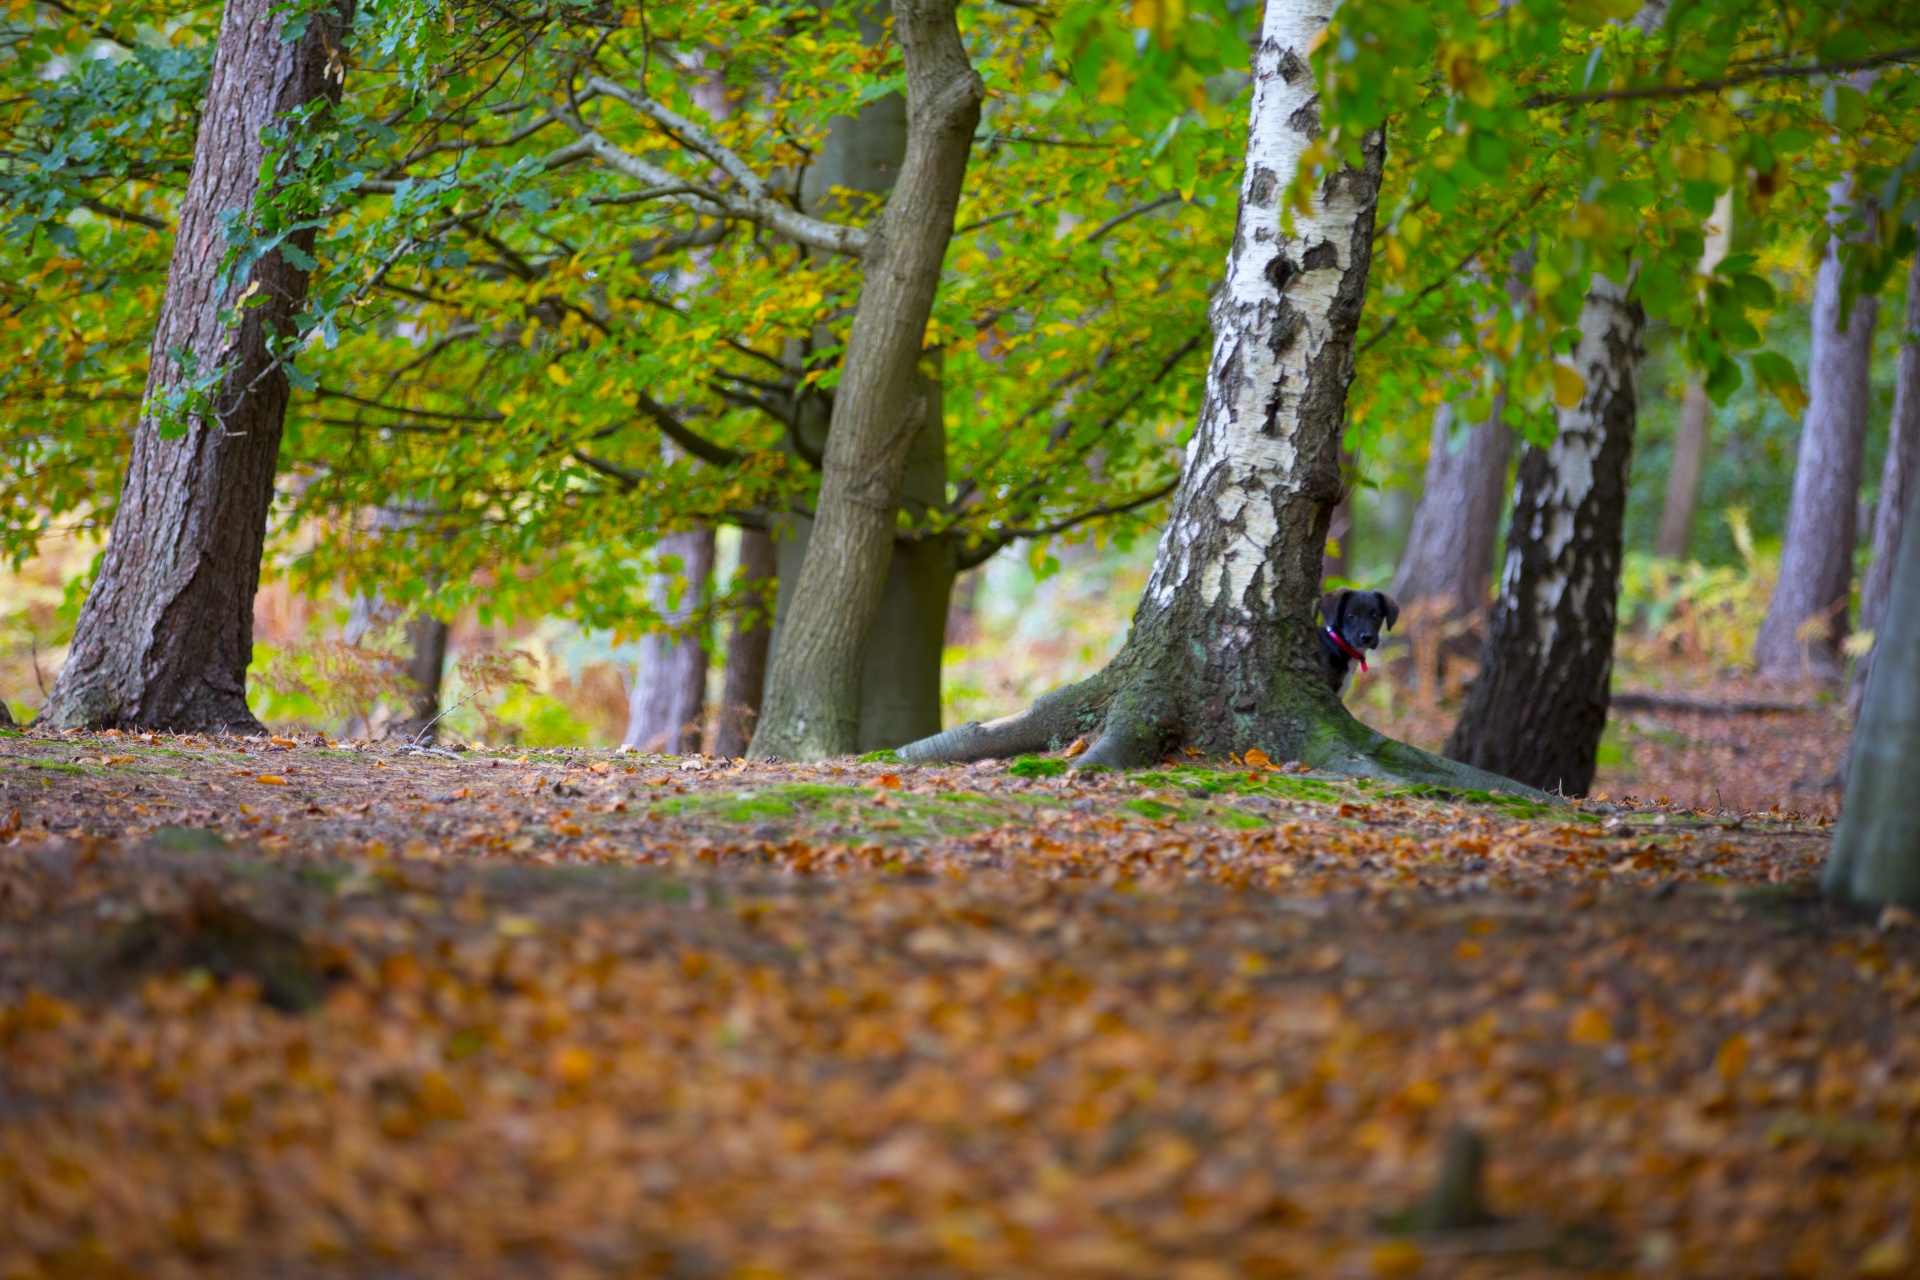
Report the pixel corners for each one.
[1377,592,1401,630]
[1318,589,1349,627]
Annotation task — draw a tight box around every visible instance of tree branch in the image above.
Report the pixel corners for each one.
[1355,190,1540,358]
[1524,44,1920,108]
[954,479,1180,569]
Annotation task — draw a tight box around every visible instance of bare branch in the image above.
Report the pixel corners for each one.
[1524,44,1920,108]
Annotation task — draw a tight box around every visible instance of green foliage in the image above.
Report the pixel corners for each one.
[1007,755,1068,778]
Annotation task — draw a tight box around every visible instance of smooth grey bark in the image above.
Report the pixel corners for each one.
[399,615,449,740]
[1654,193,1733,562]
[623,528,715,754]
[1827,472,1920,909]
[1445,277,1646,797]
[42,0,351,733]
[749,0,981,760]
[1755,178,1880,681]
[1852,254,1920,709]
[1392,397,1514,631]
[897,0,1534,796]
[713,527,777,758]
[764,46,958,752]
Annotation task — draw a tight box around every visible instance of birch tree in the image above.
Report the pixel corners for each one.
[1852,254,1920,708]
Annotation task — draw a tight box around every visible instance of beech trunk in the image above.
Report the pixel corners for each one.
[42,0,350,733]
[1444,277,1646,797]
[897,0,1532,795]
[1851,254,1920,708]
[748,0,981,760]
[1654,192,1733,562]
[1755,178,1880,681]
[399,616,449,741]
[1827,470,1920,910]
[623,528,715,754]
[712,528,777,759]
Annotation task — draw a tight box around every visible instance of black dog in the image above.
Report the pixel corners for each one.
[1317,589,1399,695]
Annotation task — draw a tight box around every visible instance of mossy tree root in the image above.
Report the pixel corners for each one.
[895,670,1115,764]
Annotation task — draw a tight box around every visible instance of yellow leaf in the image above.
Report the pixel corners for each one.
[546,363,573,387]
[256,774,287,786]
[1244,747,1272,769]
[1568,1005,1612,1044]
[1551,362,1586,408]
[1714,1033,1749,1081]
[1371,1240,1423,1278]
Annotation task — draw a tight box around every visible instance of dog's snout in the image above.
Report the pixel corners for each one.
[1356,630,1378,648]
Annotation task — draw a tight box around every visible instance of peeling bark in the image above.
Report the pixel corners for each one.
[42,0,352,733]
[1755,177,1879,681]
[749,0,981,760]
[1444,279,1645,797]
[897,0,1536,797]
[624,529,715,755]
[1851,254,1920,710]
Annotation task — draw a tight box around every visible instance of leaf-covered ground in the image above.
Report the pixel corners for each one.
[1,720,1911,1279]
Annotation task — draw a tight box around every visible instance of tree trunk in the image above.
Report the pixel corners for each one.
[1827,471,1920,910]
[1754,178,1880,681]
[1851,254,1920,709]
[1392,397,1514,695]
[1654,192,1733,562]
[623,528,715,754]
[399,616,449,741]
[1444,277,1646,797]
[712,527,777,758]
[896,0,1532,795]
[748,0,981,761]
[41,0,349,734]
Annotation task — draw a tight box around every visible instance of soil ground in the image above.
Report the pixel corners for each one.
[1,691,1911,1280]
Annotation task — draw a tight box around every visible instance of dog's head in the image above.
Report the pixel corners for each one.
[1318,588,1400,652]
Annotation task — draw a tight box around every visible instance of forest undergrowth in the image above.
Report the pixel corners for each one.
[0,719,1909,1280]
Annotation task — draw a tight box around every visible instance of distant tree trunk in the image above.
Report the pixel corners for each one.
[624,529,715,754]
[1827,473,1920,910]
[1654,192,1734,562]
[1755,178,1880,681]
[712,527,777,758]
[400,616,449,740]
[750,0,981,760]
[898,0,1530,795]
[1445,277,1646,796]
[41,0,351,733]
[1391,397,1513,690]
[1322,446,1354,582]
[1852,254,1920,710]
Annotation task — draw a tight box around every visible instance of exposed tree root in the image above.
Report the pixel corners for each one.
[896,671,1114,764]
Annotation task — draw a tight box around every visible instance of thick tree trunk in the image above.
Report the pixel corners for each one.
[41,0,350,733]
[1827,473,1920,910]
[1755,179,1880,681]
[623,528,715,754]
[749,0,981,761]
[712,528,777,758]
[1851,254,1920,709]
[897,0,1532,795]
[1654,192,1733,562]
[1392,397,1514,694]
[1444,278,1646,797]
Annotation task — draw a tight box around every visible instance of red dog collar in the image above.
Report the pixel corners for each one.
[1325,626,1367,671]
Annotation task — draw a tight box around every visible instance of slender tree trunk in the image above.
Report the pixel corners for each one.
[41,0,350,733]
[623,528,715,754]
[1654,192,1734,561]
[1755,178,1880,681]
[1827,472,1920,910]
[712,527,777,758]
[1444,277,1646,796]
[400,616,449,740]
[749,0,981,760]
[1851,254,1920,709]
[1392,397,1514,694]
[896,0,1531,795]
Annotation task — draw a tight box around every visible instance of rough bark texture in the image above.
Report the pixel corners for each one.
[1755,179,1880,681]
[1392,399,1513,618]
[1654,192,1733,562]
[1851,254,1920,709]
[1444,278,1646,797]
[748,0,981,761]
[624,529,715,755]
[42,0,350,733]
[399,616,449,741]
[898,0,1534,796]
[713,528,777,759]
[1827,473,1920,910]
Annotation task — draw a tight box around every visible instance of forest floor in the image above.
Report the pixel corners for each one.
[1,687,1911,1280]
